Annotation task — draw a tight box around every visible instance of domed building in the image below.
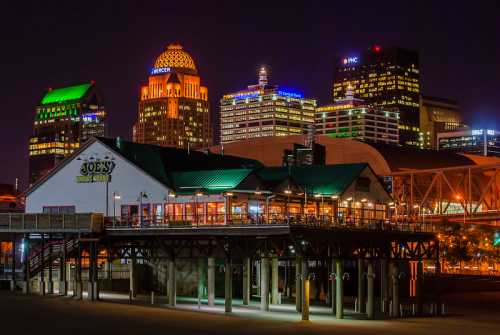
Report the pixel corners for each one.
[133,44,211,149]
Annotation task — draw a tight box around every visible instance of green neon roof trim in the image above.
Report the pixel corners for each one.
[170,169,253,194]
[40,83,92,105]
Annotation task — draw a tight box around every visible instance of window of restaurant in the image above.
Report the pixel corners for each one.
[207,202,225,224]
[196,203,205,225]
[231,202,248,223]
[153,204,163,224]
[185,203,195,223]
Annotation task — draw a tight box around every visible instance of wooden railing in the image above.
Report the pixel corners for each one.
[0,213,103,232]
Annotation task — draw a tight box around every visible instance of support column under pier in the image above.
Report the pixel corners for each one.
[295,257,302,312]
[39,233,46,296]
[416,260,424,316]
[167,258,176,306]
[129,249,137,299]
[74,243,83,300]
[335,259,344,319]
[22,234,30,294]
[47,241,54,295]
[301,259,309,321]
[330,258,336,314]
[357,258,365,313]
[380,259,388,314]
[207,257,215,306]
[87,241,99,301]
[367,261,375,319]
[59,237,67,296]
[242,257,251,305]
[391,262,400,318]
[10,239,16,292]
[271,256,279,305]
[224,258,232,313]
[260,257,270,311]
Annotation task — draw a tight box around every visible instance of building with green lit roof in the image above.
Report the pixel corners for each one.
[28,82,107,185]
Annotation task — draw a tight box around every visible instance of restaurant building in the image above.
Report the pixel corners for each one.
[25,137,391,226]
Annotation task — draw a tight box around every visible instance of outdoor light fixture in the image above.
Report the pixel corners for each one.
[314,193,322,198]
[114,194,121,200]
[346,197,353,201]
[388,201,395,206]
[361,198,367,202]
[331,195,339,199]
[225,192,234,197]
[168,193,176,198]
[284,189,292,195]
[196,192,204,197]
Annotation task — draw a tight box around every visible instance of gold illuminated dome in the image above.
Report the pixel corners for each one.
[153,44,197,73]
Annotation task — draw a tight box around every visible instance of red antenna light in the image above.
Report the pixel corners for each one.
[373,45,381,53]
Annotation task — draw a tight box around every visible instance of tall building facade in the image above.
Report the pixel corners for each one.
[220,67,316,143]
[28,82,106,184]
[420,95,462,149]
[133,44,211,149]
[437,129,500,157]
[333,46,420,146]
[316,87,399,144]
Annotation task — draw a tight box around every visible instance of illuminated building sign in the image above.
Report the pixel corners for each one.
[76,159,116,183]
[151,67,171,75]
[223,90,261,100]
[82,114,98,122]
[277,90,303,99]
[472,129,483,135]
[343,57,359,65]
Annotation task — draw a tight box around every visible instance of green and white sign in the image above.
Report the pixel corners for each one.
[76,159,116,183]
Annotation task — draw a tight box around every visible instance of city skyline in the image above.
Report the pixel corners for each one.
[2,1,500,187]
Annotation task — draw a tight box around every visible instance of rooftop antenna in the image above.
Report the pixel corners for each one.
[258,66,268,87]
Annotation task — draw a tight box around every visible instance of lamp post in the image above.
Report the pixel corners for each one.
[138,192,148,228]
[112,192,121,228]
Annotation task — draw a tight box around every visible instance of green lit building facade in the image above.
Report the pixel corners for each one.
[28,82,106,184]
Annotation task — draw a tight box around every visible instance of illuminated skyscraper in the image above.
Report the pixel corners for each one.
[333,46,420,146]
[28,82,106,184]
[220,67,316,143]
[133,44,211,149]
[420,96,462,149]
[316,86,399,144]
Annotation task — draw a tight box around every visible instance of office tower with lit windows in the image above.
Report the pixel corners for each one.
[316,86,399,144]
[333,46,420,146]
[220,67,316,144]
[437,129,500,157]
[133,44,211,149]
[420,95,462,149]
[28,82,106,184]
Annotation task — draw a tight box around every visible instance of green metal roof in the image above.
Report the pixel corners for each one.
[97,138,262,191]
[40,83,92,105]
[169,169,253,194]
[257,163,368,196]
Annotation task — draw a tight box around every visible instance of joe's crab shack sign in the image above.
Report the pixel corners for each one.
[76,159,116,183]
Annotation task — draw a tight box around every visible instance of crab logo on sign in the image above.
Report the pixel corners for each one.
[76,159,116,183]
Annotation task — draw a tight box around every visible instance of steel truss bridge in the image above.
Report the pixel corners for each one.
[387,163,500,226]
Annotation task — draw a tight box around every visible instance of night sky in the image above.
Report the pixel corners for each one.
[1,1,500,189]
